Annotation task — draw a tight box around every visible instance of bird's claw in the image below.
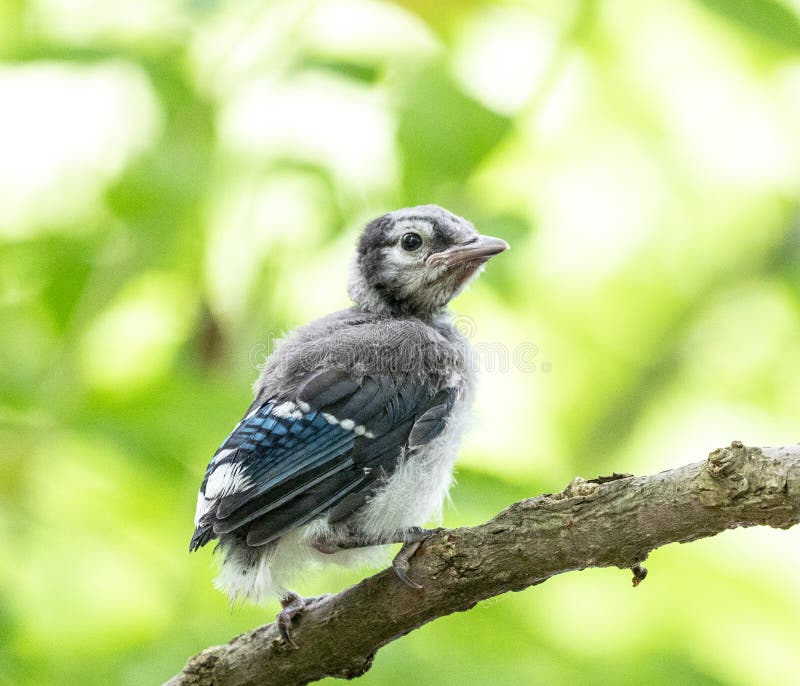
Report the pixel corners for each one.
[393,560,424,589]
[392,540,424,589]
[277,592,306,649]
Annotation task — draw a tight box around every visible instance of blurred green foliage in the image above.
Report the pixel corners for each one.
[1,0,799,684]
[697,0,800,49]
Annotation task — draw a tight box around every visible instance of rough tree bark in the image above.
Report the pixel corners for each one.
[165,441,800,686]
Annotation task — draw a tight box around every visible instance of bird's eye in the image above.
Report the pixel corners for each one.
[400,232,423,252]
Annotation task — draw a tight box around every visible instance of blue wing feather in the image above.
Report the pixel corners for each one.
[190,369,451,552]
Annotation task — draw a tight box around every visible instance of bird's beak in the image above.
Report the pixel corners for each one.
[426,234,510,268]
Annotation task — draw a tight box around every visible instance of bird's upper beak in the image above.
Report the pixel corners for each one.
[426,234,510,268]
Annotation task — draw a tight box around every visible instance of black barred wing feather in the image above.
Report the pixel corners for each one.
[190,369,456,551]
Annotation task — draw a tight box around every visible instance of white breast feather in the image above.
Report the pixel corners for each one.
[355,397,471,540]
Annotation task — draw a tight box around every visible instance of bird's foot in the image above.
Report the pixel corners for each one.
[391,526,443,589]
[277,592,306,649]
[310,527,442,589]
[392,540,423,589]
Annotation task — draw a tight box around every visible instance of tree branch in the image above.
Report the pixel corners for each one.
[166,441,800,686]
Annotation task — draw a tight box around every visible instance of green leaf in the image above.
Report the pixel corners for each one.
[696,0,800,50]
[397,65,511,200]
[392,0,487,36]
[296,56,381,83]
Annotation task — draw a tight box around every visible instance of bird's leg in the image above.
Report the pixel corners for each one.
[277,591,306,649]
[312,526,442,588]
[399,526,443,544]
[311,526,441,551]
[313,526,443,551]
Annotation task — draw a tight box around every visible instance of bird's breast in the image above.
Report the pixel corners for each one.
[353,395,472,540]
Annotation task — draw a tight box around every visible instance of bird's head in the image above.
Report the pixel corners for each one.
[348,204,509,318]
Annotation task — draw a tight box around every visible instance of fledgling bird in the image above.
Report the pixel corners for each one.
[190,204,508,645]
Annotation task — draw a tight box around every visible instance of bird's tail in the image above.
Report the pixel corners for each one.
[214,536,279,604]
[189,522,215,552]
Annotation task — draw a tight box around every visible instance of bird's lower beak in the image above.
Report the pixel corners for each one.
[426,234,510,268]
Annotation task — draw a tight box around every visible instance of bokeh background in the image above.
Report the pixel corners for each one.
[2,0,800,684]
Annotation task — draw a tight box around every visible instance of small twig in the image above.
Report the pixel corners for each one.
[630,564,648,587]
